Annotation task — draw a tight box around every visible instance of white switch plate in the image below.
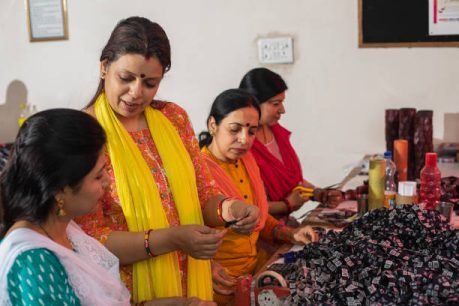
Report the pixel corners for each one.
[257,37,293,64]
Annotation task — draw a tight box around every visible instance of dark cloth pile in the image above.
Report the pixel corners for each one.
[271,205,459,305]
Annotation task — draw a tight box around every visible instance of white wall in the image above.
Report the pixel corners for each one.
[1,0,458,186]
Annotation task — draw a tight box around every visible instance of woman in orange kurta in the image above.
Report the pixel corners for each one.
[198,89,318,302]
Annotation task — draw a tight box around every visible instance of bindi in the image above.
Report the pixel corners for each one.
[140,74,146,78]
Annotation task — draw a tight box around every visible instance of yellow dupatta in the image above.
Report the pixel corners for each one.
[94,93,212,302]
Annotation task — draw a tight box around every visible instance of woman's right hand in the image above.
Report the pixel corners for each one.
[173,225,226,259]
[211,260,237,295]
[285,189,307,212]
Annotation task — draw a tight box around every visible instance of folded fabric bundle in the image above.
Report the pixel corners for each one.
[385,109,399,153]
[399,108,417,180]
[414,110,433,179]
[269,205,459,305]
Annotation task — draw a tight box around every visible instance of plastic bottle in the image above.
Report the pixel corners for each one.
[31,105,37,116]
[420,152,441,210]
[383,151,397,208]
[368,157,385,211]
[18,103,28,127]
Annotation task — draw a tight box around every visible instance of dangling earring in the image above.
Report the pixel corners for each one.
[209,130,214,137]
[56,198,66,217]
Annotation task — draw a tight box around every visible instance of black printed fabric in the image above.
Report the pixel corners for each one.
[271,205,459,305]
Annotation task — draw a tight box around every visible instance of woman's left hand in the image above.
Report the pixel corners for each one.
[314,188,343,208]
[288,225,319,245]
[324,189,343,208]
[211,261,237,295]
[229,200,260,234]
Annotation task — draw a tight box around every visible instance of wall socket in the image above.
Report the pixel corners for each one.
[257,37,293,64]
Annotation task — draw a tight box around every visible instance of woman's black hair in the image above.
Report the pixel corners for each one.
[198,89,260,148]
[238,67,288,104]
[0,109,106,236]
[86,16,171,108]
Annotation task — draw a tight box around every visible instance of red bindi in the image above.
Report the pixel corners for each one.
[140,74,146,78]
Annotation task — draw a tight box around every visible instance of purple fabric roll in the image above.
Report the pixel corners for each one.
[398,108,417,180]
[385,109,399,153]
[414,110,434,179]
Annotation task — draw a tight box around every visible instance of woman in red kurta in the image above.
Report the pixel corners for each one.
[239,68,343,216]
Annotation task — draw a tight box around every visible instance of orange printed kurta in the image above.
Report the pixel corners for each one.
[76,101,219,294]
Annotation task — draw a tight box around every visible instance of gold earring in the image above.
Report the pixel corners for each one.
[56,198,66,217]
[209,130,215,136]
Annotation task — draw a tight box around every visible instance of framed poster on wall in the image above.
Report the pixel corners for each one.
[25,0,68,42]
[359,0,459,47]
[429,0,459,35]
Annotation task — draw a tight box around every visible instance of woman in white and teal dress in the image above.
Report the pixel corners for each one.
[0,109,131,305]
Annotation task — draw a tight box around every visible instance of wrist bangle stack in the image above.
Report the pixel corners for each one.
[217,197,228,222]
[273,223,286,241]
[144,229,155,257]
[284,197,293,214]
[217,197,238,221]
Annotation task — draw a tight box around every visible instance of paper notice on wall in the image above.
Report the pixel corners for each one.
[429,0,459,35]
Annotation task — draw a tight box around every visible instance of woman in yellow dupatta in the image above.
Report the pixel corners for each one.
[198,89,319,304]
[76,17,260,306]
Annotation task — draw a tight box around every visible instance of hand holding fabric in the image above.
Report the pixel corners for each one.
[211,260,237,295]
[314,188,343,208]
[286,225,319,245]
[173,225,225,259]
[324,189,344,208]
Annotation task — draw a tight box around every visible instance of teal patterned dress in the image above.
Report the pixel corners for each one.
[7,248,81,306]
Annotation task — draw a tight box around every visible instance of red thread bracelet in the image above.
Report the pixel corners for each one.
[217,197,227,222]
[284,197,294,214]
[144,229,155,257]
[272,223,285,241]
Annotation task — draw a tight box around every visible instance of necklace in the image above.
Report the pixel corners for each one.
[39,224,76,252]
[39,224,53,240]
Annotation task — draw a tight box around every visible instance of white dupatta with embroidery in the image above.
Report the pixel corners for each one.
[0,221,130,306]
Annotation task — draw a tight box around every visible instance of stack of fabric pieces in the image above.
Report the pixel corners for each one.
[270,205,459,305]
